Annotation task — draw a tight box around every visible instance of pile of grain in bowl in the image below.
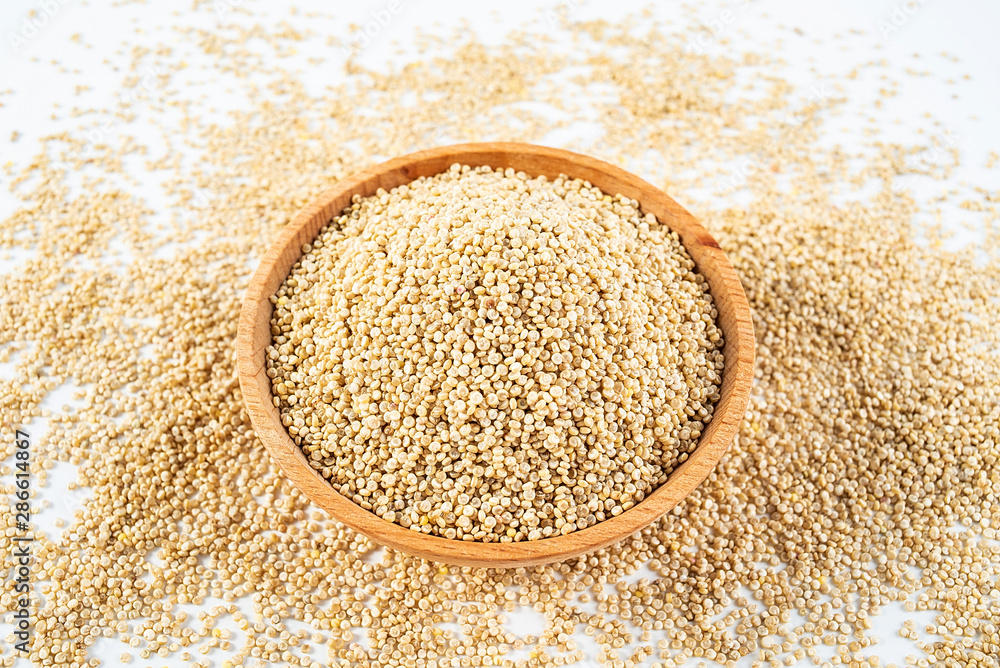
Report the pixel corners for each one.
[267,163,724,541]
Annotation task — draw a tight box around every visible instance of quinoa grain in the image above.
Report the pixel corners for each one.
[0,10,998,668]
[268,165,723,541]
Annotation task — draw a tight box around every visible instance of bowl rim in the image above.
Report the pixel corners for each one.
[236,142,755,568]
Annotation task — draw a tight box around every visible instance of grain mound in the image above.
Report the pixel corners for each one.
[268,164,723,541]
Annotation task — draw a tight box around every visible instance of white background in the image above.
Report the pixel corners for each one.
[1,0,998,666]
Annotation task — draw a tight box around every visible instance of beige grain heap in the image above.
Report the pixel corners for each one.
[1,6,999,668]
[268,166,723,541]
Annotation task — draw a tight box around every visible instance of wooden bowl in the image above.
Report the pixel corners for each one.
[237,142,754,568]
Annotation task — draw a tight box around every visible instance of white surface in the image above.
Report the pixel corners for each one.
[1,1,998,666]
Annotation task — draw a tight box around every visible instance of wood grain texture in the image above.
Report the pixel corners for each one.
[236,143,755,568]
